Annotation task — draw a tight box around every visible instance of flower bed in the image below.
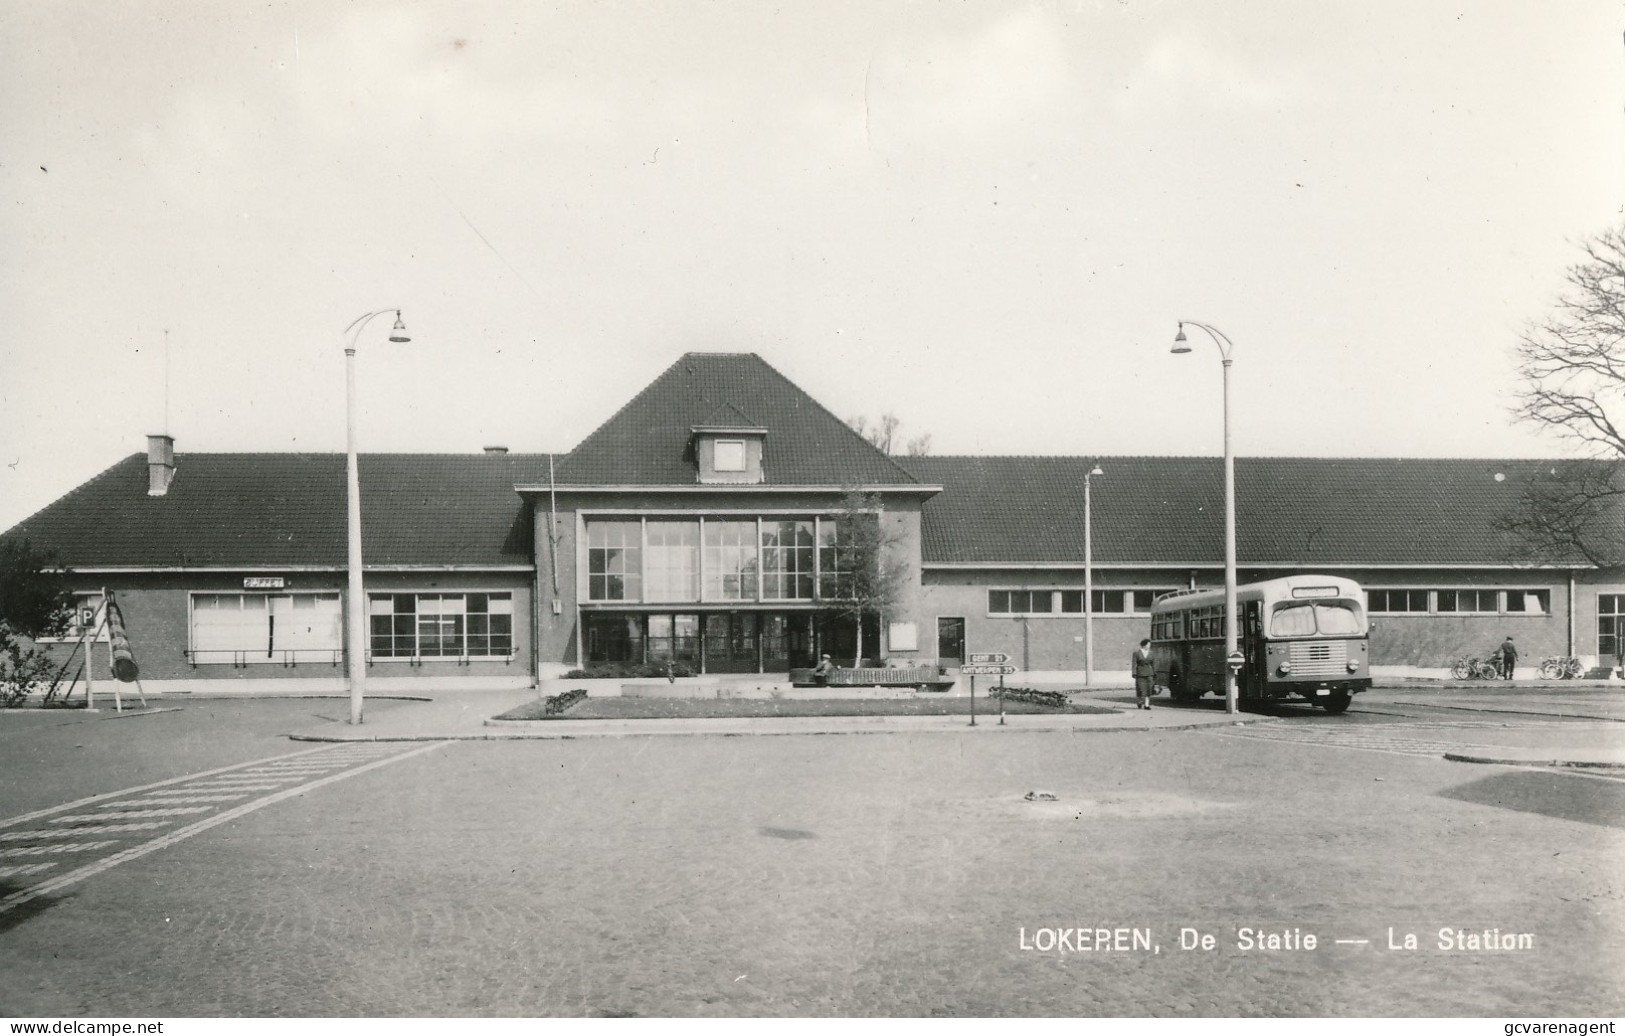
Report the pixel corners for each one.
[542,688,588,716]
[989,686,1070,709]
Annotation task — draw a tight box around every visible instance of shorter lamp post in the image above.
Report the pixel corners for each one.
[344,308,410,726]
[1172,320,1239,715]
[1083,463,1103,686]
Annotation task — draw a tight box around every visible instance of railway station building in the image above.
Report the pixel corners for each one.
[5,351,1621,694]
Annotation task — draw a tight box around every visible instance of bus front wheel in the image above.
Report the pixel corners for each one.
[1320,692,1352,715]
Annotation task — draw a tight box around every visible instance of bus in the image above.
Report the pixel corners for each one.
[1148,574,1371,713]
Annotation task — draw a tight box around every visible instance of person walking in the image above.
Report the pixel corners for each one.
[1132,638,1156,709]
[1498,636,1518,680]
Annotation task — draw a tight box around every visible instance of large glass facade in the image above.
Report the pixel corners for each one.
[581,610,823,672]
[588,516,850,604]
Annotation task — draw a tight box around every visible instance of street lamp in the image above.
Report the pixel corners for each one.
[1083,463,1103,686]
[344,308,409,725]
[1172,320,1239,715]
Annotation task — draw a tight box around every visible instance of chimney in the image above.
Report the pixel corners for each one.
[483,445,509,455]
[147,434,175,496]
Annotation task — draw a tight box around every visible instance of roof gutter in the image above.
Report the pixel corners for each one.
[64,564,537,574]
[921,561,1596,571]
[517,483,943,496]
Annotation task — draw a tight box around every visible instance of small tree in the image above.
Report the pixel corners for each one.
[1508,223,1625,563]
[819,489,908,667]
[0,539,74,706]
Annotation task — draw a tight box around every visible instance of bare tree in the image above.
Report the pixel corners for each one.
[848,412,931,457]
[1497,462,1625,567]
[1515,223,1625,454]
[1507,223,1625,564]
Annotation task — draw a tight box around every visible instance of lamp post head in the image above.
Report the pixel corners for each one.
[388,310,410,343]
[1089,465,1104,477]
[1171,323,1191,354]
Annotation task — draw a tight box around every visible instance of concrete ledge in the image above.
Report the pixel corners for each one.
[1444,750,1625,770]
[619,682,926,700]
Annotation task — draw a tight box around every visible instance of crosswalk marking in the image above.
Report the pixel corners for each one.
[110,795,251,807]
[0,823,165,841]
[0,841,121,856]
[0,862,56,878]
[71,806,216,819]
[0,740,449,916]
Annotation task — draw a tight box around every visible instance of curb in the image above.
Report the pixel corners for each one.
[289,714,1274,743]
[1443,752,1625,771]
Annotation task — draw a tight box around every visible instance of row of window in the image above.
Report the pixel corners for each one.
[184,592,514,663]
[1367,588,1551,616]
[587,517,860,603]
[987,589,1178,618]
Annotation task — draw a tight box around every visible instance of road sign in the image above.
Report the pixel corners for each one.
[1226,651,1245,670]
[967,652,1010,664]
[960,664,1018,676]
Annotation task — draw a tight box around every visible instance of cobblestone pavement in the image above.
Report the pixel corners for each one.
[1,711,1620,1018]
[1204,719,1625,762]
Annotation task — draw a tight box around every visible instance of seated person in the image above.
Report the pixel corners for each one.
[812,653,836,686]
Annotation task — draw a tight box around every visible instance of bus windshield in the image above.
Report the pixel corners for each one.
[1270,600,1364,638]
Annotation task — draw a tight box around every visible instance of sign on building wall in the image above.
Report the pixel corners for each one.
[242,577,285,589]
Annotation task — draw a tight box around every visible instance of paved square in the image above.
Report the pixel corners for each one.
[1,708,1619,1017]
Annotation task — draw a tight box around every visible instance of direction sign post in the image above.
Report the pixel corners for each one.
[998,668,1006,725]
[967,652,1009,665]
[959,665,1018,676]
[969,674,976,727]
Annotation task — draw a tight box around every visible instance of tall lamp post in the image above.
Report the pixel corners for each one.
[1172,321,1239,715]
[344,309,409,725]
[1083,463,1103,686]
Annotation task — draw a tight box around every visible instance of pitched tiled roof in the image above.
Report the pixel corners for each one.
[3,453,546,569]
[900,456,1605,568]
[693,403,763,430]
[553,353,920,486]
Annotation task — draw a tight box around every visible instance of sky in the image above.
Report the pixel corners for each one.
[2,0,1621,532]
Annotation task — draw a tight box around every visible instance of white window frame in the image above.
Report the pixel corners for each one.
[187,592,342,666]
[713,439,747,472]
[367,590,516,663]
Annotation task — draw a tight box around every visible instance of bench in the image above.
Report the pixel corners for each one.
[789,666,956,691]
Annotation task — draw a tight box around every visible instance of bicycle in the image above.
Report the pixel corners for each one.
[1538,656,1585,680]
[1450,656,1501,680]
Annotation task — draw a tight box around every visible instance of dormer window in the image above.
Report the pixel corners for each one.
[692,405,767,484]
[714,440,746,472]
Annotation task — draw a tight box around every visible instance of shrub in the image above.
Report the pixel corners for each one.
[989,686,1069,709]
[543,688,588,716]
[0,641,56,708]
[561,661,698,680]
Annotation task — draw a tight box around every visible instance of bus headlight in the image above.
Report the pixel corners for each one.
[1346,660,1359,672]
[1277,663,1291,676]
